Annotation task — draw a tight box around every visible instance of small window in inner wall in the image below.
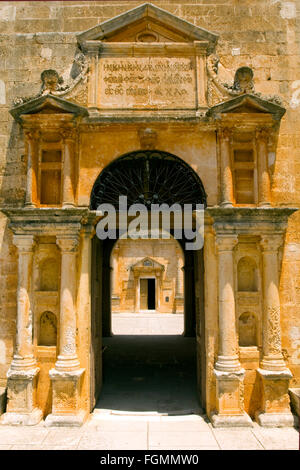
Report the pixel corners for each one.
[40,169,61,205]
[234,149,255,204]
[40,149,62,205]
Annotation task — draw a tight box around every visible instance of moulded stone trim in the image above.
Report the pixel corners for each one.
[10,94,88,123]
[76,2,218,50]
[211,411,253,428]
[257,368,293,379]
[7,367,40,380]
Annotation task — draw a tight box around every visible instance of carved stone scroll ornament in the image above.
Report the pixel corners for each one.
[267,306,282,355]
[207,54,283,107]
[13,50,89,107]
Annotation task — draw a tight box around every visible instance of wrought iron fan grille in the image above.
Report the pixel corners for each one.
[90,150,207,210]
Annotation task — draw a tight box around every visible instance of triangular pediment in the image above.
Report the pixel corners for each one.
[77,3,218,47]
[10,94,88,121]
[131,257,165,271]
[208,94,285,120]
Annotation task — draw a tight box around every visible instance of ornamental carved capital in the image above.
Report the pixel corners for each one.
[56,236,79,253]
[60,127,76,142]
[216,234,238,252]
[13,234,36,253]
[255,127,269,143]
[24,129,41,142]
[260,235,283,253]
[218,127,232,142]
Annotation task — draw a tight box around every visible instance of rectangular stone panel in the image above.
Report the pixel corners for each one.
[98,57,196,109]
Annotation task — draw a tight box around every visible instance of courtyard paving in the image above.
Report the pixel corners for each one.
[0,313,298,451]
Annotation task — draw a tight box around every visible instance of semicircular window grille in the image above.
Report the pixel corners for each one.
[90,150,207,210]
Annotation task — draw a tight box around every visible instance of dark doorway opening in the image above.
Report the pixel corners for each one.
[148,278,155,310]
[140,278,156,310]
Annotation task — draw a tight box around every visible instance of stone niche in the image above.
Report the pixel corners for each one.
[38,311,57,347]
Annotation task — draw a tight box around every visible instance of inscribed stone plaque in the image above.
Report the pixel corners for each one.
[99,57,196,109]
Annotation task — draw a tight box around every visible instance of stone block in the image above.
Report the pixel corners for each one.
[289,388,300,416]
[0,387,6,415]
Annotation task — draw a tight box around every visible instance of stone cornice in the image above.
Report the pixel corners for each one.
[206,207,298,235]
[10,94,88,123]
[1,207,97,236]
[207,93,286,122]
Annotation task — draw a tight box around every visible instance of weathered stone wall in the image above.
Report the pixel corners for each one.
[0,0,299,400]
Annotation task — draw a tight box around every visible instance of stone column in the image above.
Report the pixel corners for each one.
[212,234,252,427]
[174,247,184,314]
[24,130,39,208]
[77,225,97,413]
[133,273,139,313]
[256,128,271,207]
[256,235,293,427]
[1,235,42,425]
[45,235,85,427]
[111,245,120,312]
[215,235,240,372]
[218,127,234,208]
[61,128,75,208]
[183,261,195,337]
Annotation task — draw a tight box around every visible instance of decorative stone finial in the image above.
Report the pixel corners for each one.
[40,69,63,94]
[233,67,254,94]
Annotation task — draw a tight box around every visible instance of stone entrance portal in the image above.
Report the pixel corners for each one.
[1,3,296,429]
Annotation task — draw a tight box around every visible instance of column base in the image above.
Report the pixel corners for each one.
[48,368,85,425]
[213,368,250,426]
[255,410,294,427]
[258,202,271,208]
[219,201,233,208]
[256,368,294,427]
[210,411,253,428]
[1,407,42,426]
[45,409,86,427]
[2,366,41,425]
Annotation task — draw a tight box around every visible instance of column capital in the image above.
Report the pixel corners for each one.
[80,225,95,239]
[24,129,41,142]
[260,235,283,253]
[56,235,79,253]
[13,234,36,253]
[255,127,269,143]
[218,126,232,141]
[216,234,238,252]
[60,127,76,142]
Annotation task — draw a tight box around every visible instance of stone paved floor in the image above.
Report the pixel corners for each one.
[0,313,299,450]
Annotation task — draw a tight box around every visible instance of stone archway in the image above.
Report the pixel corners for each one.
[89,151,206,413]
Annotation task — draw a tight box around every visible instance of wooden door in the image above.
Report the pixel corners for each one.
[140,278,148,310]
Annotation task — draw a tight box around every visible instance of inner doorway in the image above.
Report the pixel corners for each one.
[140,278,156,310]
